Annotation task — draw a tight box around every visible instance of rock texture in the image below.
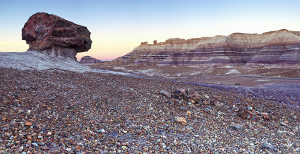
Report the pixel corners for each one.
[115,29,300,67]
[22,12,92,60]
[79,56,103,65]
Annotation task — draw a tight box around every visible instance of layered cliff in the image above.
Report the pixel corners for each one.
[115,29,300,67]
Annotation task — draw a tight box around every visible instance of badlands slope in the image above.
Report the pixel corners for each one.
[112,29,300,67]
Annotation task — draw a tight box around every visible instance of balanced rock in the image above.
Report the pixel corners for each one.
[79,56,103,65]
[22,12,92,60]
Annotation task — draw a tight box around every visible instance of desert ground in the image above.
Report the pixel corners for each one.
[1,64,300,153]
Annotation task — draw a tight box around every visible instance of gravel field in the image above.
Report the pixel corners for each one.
[1,67,300,153]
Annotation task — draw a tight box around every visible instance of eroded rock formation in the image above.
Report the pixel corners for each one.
[22,12,92,60]
[115,29,300,67]
[79,56,103,65]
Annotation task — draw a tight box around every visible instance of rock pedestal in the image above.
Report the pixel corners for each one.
[22,12,92,60]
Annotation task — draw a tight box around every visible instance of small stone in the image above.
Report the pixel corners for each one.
[203,100,210,105]
[191,100,196,104]
[32,143,38,147]
[98,129,106,133]
[25,122,32,126]
[160,90,171,98]
[187,111,192,116]
[214,101,224,108]
[66,148,71,151]
[121,145,128,151]
[230,125,244,130]
[188,91,202,102]
[261,142,277,152]
[284,120,289,124]
[260,112,269,120]
[27,135,32,140]
[43,147,50,150]
[280,122,288,126]
[175,116,187,125]
[179,88,187,94]
[143,147,149,152]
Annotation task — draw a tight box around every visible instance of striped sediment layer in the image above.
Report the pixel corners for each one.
[115,29,300,67]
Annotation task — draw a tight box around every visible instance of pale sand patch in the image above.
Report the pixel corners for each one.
[225,69,241,74]
[0,51,131,75]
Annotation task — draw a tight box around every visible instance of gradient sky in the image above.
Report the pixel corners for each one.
[1,0,300,61]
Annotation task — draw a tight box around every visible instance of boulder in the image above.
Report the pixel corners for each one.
[22,12,92,60]
[79,56,103,65]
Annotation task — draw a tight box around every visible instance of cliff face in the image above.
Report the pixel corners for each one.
[115,29,300,67]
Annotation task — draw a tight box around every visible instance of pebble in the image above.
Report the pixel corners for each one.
[261,142,277,152]
[160,90,171,98]
[174,116,187,125]
[186,111,192,116]
[143,147,149,152]
[230,125,244,130]
[25,122,32,126]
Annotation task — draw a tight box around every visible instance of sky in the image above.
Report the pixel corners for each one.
[1,0,300,61]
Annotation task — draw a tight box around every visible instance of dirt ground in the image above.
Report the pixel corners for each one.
[90,62,300,87]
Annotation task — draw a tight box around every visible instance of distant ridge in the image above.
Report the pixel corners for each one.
[79,56,103,65]
[113,29,300,67]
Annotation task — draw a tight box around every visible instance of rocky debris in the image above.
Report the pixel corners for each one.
[261,142,278,152]
[230,125,244,131]
[186,111,192,116]
[1,66,300,153]
[25,121,32,126]
[22,12,92,60]
[188,91,202,102]
[174,117,187,125]
[159,90,171,98]
[213,100,224,108]
[114,29,300,67]
[79,56,103,65]
[171,89,187,99]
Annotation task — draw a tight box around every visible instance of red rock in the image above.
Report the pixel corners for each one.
[25,121,32,126]
[22,12,92,60]
[27,135,32,140]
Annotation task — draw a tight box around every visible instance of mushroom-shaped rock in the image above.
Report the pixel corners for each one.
[22,12,92,60]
